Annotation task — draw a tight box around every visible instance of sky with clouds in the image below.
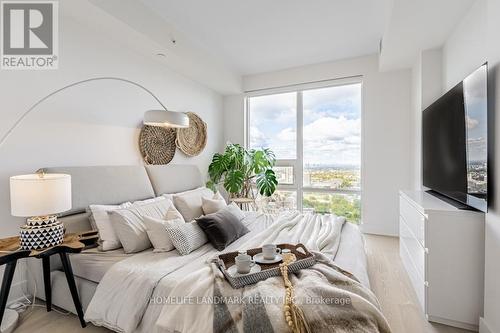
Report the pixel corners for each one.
[249,83,362,167]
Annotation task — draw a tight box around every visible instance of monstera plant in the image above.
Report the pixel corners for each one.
[207,143,278,198]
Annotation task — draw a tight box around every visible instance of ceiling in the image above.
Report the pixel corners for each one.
[87,0,242,94]
[87,0,477,94]
[140,0,390,75]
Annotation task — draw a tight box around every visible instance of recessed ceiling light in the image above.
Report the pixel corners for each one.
[156,53,166,57]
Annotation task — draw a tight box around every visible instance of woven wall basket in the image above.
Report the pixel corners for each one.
[139,125,176,165]
[176,112,207,156]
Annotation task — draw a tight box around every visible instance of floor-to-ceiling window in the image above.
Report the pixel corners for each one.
[247,79,362,223]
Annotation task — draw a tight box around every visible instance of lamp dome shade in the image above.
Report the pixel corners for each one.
[10,174,72,217]
[143,110,189,128]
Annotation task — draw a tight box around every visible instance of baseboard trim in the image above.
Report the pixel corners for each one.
[427,315,478,332]
[480,318,494,333]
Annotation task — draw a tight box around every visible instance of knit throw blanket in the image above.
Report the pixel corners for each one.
[212,251,391,333]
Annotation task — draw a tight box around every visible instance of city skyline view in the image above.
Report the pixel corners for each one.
[249,83,362,222]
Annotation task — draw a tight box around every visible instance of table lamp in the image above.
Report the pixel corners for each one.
[10,173,71,250]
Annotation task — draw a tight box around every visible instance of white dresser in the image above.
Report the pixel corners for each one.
[399,190,485,331]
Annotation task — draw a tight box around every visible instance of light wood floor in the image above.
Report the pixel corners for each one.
[14,235,473,333]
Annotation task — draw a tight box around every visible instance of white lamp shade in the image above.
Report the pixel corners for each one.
[10,174,72,217]
[143,110,189,128]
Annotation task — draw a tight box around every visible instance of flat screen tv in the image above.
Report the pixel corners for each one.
[422,63,488,212]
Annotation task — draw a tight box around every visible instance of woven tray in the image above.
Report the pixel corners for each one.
[216,243,316,289]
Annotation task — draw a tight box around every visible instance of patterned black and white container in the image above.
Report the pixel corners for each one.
[20,215,64,250]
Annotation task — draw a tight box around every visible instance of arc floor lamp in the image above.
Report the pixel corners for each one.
[4,77,189,249]
[0,76,189,148]
[1,77,189,333]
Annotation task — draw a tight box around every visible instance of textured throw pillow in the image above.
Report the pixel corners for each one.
[173,187,214,222]
[110,197,172,253]
[165,220,208,255]
[144,216,183,252]
[87,202,132,251]
[196,207,250,251]
[202,192,227,215]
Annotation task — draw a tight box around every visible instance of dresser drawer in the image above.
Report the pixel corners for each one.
[400,236,426,312]
[400,218,425,279]
[400,195,425,246]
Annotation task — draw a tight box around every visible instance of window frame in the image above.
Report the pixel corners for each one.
[245,77,364,221]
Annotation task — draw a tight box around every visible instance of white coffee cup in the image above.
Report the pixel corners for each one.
[262,244,282,260]
[235,254,255,274]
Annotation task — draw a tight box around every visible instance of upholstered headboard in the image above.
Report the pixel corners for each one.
[145,164,202,195]
[40,165,203,233]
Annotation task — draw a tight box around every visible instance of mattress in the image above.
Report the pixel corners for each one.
[70,247,132,283]
[68,219,368,287]
[334,222,370,287]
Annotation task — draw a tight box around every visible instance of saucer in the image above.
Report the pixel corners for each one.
[253,253,283,264]
[227,264,261,277]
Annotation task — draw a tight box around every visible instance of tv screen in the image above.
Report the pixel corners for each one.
[422,64,488,212]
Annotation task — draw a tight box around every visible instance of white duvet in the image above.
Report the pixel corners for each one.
[84,211,347,333]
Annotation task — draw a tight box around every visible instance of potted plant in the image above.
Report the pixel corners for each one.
[207,143,278,199]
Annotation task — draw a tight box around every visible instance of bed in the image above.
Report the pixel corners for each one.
[26,165,385,333]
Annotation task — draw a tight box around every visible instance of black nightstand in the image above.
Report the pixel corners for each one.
[0,231,98,328]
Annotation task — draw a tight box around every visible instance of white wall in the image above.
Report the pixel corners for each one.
[442,0,488,89]
[224,55,412,236]
[421,49,444,109]
[484,0,500,331]
[0,2,224,302]
[223,94,245,145]
[409,48,443,190]
[426,1,500,332]
[410,57,423,190]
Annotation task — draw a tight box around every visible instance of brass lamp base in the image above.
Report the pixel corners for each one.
[19,215,64,250]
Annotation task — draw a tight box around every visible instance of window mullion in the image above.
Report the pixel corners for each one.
[297,91,304,211]
[244,97,249,148]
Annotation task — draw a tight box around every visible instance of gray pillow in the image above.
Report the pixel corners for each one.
[195,207,249,251]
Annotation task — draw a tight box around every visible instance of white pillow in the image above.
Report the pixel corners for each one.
[202,192,227,215]
[165,220,208,255]
[133,196,168,205]
[173,187,214,222]
[165,204,184,221]
[226,202,246,221]
[162,193,173,201]
[87,202,132,251]
[144,215,183,252]
[110,197,172,253]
